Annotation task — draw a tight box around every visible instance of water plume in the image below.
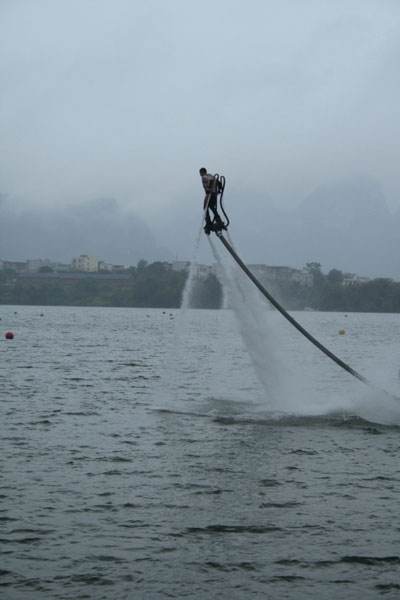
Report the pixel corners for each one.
[180,221,204,310]
[158,217,206,409]
[208,235,289,409]
[209,233,400,424]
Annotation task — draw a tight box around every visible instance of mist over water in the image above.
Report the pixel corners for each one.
[151,213,400,426]
[180,221,204,311]
[208,235,287,408]
[203,232,400,425]
[158,217,207,409]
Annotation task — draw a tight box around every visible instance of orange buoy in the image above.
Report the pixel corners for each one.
[5,331,14,340]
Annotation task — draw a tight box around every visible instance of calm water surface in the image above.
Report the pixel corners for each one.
[1,305,400,599]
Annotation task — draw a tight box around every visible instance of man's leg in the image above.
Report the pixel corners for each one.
[203,194,212,234]
[204,196,212,234]
[209,202,225,231]
[204,210,212,234]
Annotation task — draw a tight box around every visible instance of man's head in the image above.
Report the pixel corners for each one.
[199,167,207,176]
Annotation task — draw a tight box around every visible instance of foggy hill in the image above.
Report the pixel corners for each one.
[0,197,166,265]
[289,176,395,276]
[219,176,398,278]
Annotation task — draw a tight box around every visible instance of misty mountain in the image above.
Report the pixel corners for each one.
[0,197,167,265]
[1,177,399,277]
[288,176,396,276]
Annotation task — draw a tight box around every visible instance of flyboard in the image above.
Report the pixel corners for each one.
[202,171,397,400]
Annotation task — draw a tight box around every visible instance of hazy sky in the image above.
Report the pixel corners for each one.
[1,0,400,222]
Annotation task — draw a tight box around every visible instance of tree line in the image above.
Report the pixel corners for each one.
[1,260,400,312]
[0,261,222,309]
[275,262,400,313]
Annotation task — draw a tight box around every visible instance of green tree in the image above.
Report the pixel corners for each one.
[327,268,343,285]
[39,265,54,273]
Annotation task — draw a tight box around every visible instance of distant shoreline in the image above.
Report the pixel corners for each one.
[2,261,400,312]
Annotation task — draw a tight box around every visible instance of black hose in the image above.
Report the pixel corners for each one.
[218,176,230,228]
[216,232,371,386]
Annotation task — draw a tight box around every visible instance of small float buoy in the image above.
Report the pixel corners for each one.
[338,329,346,336]
[5,331,14,340]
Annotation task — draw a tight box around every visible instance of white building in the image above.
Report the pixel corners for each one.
[27,258,51,272]
[72,254,98,272]
[49,262,71,272]
[343,275,371,286]
[0,260,27,272]
[98,261,113,271]
[249,265,313,287]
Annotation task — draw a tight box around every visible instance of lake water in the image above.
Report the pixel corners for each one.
[1,304,400,599]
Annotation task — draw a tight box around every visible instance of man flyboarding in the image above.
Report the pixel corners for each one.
[199,167,226,235]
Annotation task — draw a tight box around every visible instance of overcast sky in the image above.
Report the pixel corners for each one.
[1,0,400,223]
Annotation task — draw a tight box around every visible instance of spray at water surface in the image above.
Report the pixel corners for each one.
[160,204,400,426]
[209,232,400,424]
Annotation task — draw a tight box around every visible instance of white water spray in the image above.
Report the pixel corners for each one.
[180,222,204,310]
[210,232,400,424]
[208,235,291,409]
